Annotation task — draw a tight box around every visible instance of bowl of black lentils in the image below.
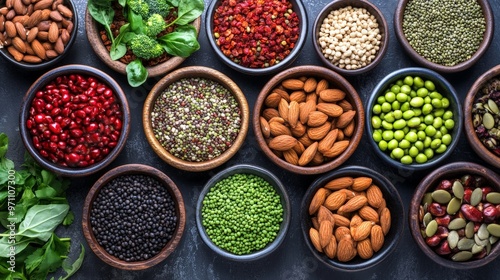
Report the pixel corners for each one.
[196,164,291,261]
[394,0,493,73]
[142,66,250,172]
[82,164,185,270]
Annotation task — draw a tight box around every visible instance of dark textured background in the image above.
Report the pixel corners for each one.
[1,0,500,279]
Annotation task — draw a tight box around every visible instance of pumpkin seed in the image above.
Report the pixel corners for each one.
[447,197,461,215]
[452,180,464,199]
[487,241,492,255]
[423,193,433,207]
[452,251,473,262]
[472,244,484,254]
[432,189,452,204]
[486,223,500,237]
[488,99,499,114]
[448,230,459,249]
[483,112,495,129]
[457,238,475,250]
[448,218,466,230]
[475,233,489,247]
[423,212,433,227]
[489,235,498,245]
[466,221,475,239]
[470,187,483,206]
[486,192,500,204]
[425,219,438,237]
[478,223,490,240]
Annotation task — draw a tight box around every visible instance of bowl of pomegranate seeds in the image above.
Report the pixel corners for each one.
[20,64,130,177]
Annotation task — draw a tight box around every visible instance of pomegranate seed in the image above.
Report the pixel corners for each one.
[34,114,45,123]
[48,123,62,134]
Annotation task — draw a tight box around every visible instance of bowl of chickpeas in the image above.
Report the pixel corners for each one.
[365,68,463,170]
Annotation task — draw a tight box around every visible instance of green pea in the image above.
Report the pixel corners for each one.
[436,144,447,154]
[414,76,424,89]
[391,147,405,159]
[425,125,437,137]
[424,148,434,159]
[372,131,382,142]
[425,80,436,91]
[377,96,386,104]
[433,117,443,129]
[393,119,407,130]
[424,114,434,125]
[402,126,410,134]
[381,102,392,113]
[382,120,393,130]
[401,155,413,165]
[392,101,401,110]
[404,76,414,86]
[442,134,452,145]
[417,123,427,131]
[429,91,442,99]
[393,110,403,119]
[433,108,445,117]
[399,139,411,149]
[396,80,404,86]
[417,131,426,140]
[413,108,422,117]
[407,117,421,127]
[389,86,400,96]
[388,139,399,150]
[410,96,425,107]
[401,102,410,112]
[405,131,418,142]
[400,85,412,95]
[378,140,388,151]
[372,104,382,114]
[396,92,408,103]
[409,146,419,157]
[417,87,429,97]
[431,98,443,108]
[422,104,433,115]
[431,139,442,149]
[394,130,405,141]
[434,131,443,139]
[443,110,453,120]
[424,96,431,104]
[384,112,395,123]
[441,98,450,108]
[445,119,455,130]
[415,153,428,163]
[403,110,415,120]
[371,116,382,128]
[439,126,448,135]
[414,140,424,151]
[382,130,394,141]
[410,90,417,98]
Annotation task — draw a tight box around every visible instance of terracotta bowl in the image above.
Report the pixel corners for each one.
[196,164,291,261]
[19,64,130,177]
[84,8,201,78]
[312,0,389,76]
[253,65,364,175]
[409,162,500,269]
[0,0,78,70]
[205,0,307,75]
[301,165,404,271]
[82,164,185,270]
[143,66,249,172]
[464,64,500,169]
[394,0,493,73]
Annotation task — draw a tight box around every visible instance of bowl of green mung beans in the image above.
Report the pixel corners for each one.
[394,0,493,73]
[196,164,291,261]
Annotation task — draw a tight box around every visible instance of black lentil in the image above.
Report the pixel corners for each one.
[151,77,241,162]
[90,174,177,262]
[402,0,486,66]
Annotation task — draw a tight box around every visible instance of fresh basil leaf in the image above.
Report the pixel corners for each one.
[0,236,32,257]
[126,59,148,87]
[0,133,8,158]
[158,25,200,57]
[62,211,74,226]
[59,244,85,280]
[17,204,69,242]
[175,0,204,26]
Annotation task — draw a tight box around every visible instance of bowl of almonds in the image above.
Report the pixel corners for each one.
[0,0,78,69]
[410,162,500,269]
[301,165,404,271]
[253,65,364,175]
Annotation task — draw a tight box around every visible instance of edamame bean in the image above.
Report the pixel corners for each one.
[425,80,435,91]
[372,104,382,114]
[403,110,415,120]
[443,110,453,120]
[401,102,410,111]
[422,104,433,115]
[394,130,405,141]
[417,88,429,97]
[382,120,393,130]
[409,146,419,157]
[379,140,388,151]
[382,130,394,141]
[441,98,450,108]
[425,125,437,136]
[414,141,424,151]
[433,117,443,128]
[436,144,447,153]
[377,96,386,104]
[401,155,413,164]
[424,114,434,125]
[388,139,398,150]
[372,116,382,128]
[381,102,392,112]
[392,147,405,159]
[393,119,407,130]
[414,77,424,88]
[393,110,403,119]
[392,101,401,110]
[445,119,455,130]
[424,148,434,159]
[400,85,412,95]
[404,76,414,86]
[442,134,452,145]
[399,139,411,149]
[408,117,421,127]
[410,96,425,107]
[405,131,418,142]
[384,112,395,123]
[431,139,442,149]
[416,153,428,163]
[386,91,397,102]
[417,131,426,140]
[431,98,443,108]
[372,131,382,142]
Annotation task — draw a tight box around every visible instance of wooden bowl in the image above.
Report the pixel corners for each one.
[19,64,130,177]
[82,164,185,270]
[196,164,290,261]
[0,0,78,70]
[253,65,364,175]
[464,65,500,169]
[301,165,404,271]
[84,8,201,78]
[394,0,493,73]
[205,0,307,75]
[409,162,500,269]
[312,0,388,76]
[143,66,249,172]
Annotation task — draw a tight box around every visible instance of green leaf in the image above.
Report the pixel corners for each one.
[24,246,45,274]
[62,211,74,226]
[17,205,69,242]
[0,235,33,257]
[59,244,85,280]
[11,188,39,224]
[128,9,144,32]
[0,133,8,158]
[88,0,116,44]
[110,24,132,60]
[158,25,200,57]
[0,158,14,185]
[166,0,179,7]
[118,0,126,7]
[175,0,204,26]
[34,185,57,200]
[126,59,148,87]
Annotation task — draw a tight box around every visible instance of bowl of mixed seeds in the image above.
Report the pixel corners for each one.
[142,66,250,172]
[394,0,493,73]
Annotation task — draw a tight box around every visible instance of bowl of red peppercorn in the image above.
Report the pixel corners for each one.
[82,164,185,270]
[206,0,307,75]
[143,66,250,172]
[19,64,130,177]
[464,64,500,170]
[409,162,500,269]
[312,0,389,76]
[253,65,364,175]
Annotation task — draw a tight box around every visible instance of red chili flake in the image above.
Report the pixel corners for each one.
[213,0,300,68]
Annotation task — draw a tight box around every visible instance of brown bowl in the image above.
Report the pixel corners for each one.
[465,65,500,170]
[313,0,389,76]
[143,66,250,172]
[82,164,185,270]
[253,65,364,175]
[394,0,493,73]
[409,162,500,269]
[84,8,201,78]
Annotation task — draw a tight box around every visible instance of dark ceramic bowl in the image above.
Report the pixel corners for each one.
[301,165,404,271]
[205,0,307,75]
[366,67,463,171]
[464,65,500,170]
[82,164,186,270]
[394,0,493,73]
[0,0,78,70]
[409,162,500,269]
[19,64,130,177]
[196,164,291,261]
[313,0,388,76]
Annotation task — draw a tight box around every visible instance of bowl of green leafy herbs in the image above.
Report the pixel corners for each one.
[85,0,203,87]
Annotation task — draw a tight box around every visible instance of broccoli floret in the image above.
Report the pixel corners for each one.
[147,0,170,18]
[145,14,166,37]
[127,0,149,18]
[129,34,164,60]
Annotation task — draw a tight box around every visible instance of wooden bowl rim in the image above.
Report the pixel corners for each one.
[142,66,250,172]
[82,163,186,270]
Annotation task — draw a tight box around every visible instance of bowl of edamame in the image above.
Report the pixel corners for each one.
[196,164,291,261]
[366,68,463,171]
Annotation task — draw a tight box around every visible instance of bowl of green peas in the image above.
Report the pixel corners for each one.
[196,164,291,261]
[366,68,463,170]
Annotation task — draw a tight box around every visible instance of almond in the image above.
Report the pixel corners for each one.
[49,9,63,21]
[315,79,329,95]
[7,45,23,61]
[316,102,343,117]
[297,133,314,147]
[352,177,373,192]
[336,110,356,129]
[278,98,289,121]
[350,213,363,228]
[291,121,306,138]
[26,26,38,43]
[282,78,304,91]
[269,116,285,124]
[299,99,316,124]
[318,129,338,153]
[357,238,374,259]
[289,90,306,103]
[358,205,379,223]
[309,228,323,253]
[335,226,351,241]
[338,99,354,111]
[379,207,391,236]
[292,141,305,155]
[317,205,335,224]
[5,21,16,37]
[262,108,279,120]
[352,221,373,241]
[11,36,26,53]
[366,184,384,208]
[269,121,291,137]
[323,190,347,211]
[34,0,53,11]
[26,9,43,28]
[288,100,299,128]
[303,77,317,93]
[319,220,333,248]
[306,92,317,103]
[57,4,73,18]
[265,92,281,108]
[259,116,271,138]
[322,140,349,158]
[307,122,331,140]
[36,30,48,40]
[309,187,329,215]
[54,36,64,54]
[273,88,290,102]
[268,135,297,151]
[371,225,385,252]
[282,149,299,165]
[0,15,4,32]
[311,151,324,166]
[31,39,45,59]
[311,217,319,230]
[307,111,328,127]
[40,8,51,21]
[324,176,353,190]
[324,235,337,259]
[343,120,356,137]
[14,21,26,40]
[332,214,350,227]
[45,49,58,59]
[337,235,356,262]
[336,128,345,141]
[22,54,42,63]
[338,188,356,199]
[298,141,318,166]
[319,88,346,102]
[339,195,367,213]
[48,21,58,43]
[13,0,26,15]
